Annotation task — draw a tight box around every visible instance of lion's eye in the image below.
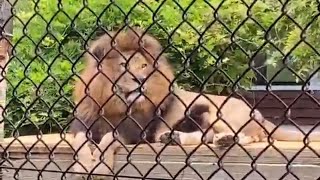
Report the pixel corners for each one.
[120,62,126,67]
[141,63,147,69]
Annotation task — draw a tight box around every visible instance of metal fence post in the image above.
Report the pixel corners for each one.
[0,0,12,141]
[0,0,13,179]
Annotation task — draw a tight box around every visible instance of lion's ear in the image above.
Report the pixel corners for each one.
[87,34,114,62]
[91,44,106,61]
[125,28,163,59]
[141,35,163,61]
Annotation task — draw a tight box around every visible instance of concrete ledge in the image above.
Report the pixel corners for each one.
[1,133,320,162]
[1,133,320,179]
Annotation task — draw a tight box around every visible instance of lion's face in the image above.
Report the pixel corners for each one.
[77,30,175,113]
[106,51,155,104]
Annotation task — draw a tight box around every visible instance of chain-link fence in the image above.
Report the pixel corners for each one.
[1,0,320,179]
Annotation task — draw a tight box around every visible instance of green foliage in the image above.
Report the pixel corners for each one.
[5,0,320,136]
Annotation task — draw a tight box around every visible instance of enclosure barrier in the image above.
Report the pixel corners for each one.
[1,0,320,179]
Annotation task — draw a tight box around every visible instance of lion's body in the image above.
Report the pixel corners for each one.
[158,89,320,146]
[156,89,266,145]
[69,28,320,179]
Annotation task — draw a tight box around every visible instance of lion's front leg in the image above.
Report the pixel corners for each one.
[70,132,94,178]
[91,132,121,179]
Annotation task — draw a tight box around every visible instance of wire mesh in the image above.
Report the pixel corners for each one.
[0,0,320,179]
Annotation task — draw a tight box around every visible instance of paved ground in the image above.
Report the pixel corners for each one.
[1,159,320,180]
[1,125,320,180]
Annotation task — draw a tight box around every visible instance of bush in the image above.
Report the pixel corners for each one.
[5,0,319,136]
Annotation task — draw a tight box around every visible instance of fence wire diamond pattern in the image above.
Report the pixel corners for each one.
[0,0,320,179]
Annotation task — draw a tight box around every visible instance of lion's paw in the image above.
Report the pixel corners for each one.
[70,162,92,180]
[159,131,181,145]
[215,134,235,147]
[90,160,114,180]
[90,148,114,179]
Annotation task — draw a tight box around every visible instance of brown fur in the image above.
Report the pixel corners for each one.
[73,29,174,120]
[68,28,177,178]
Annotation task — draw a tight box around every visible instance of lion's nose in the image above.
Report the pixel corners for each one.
[132,76,146,84]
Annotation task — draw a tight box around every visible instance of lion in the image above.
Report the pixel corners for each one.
[68,28,320,179]
[68,28,180,178]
